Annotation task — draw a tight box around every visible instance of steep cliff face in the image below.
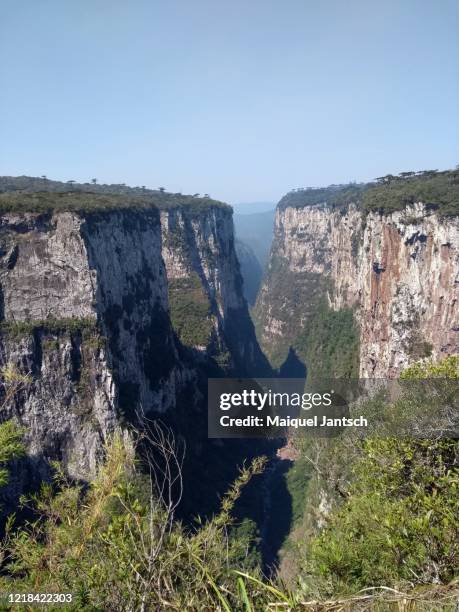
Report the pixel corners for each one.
[0,198,267,486]
[234,239,263,306]
[160,206,269,375]
[255,201,458,377]
[0,208,182,480]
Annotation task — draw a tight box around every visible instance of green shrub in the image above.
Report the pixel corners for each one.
[309,437,458,593]
[0,434,272,611]
[304,356,459,595]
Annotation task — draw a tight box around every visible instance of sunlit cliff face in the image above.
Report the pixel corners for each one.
[256,202,458,377]
[0,205,267,484]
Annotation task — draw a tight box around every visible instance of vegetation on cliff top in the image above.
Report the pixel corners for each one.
[0,176,230,215]
[278,182,369,212]
[279,168,459,216]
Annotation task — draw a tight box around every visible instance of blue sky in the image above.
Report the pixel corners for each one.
[1,0,458,203]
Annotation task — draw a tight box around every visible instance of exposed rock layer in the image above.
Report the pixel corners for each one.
[256,203,458,377]
[0,204,267,484]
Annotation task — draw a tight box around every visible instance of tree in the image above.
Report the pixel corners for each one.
[91,178,97,185]
[375,175,397,184]
[383,174,396,183]
[418,169,438,177]
[158,187,165,193]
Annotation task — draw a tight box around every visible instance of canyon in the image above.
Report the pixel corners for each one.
[0,173,458,534]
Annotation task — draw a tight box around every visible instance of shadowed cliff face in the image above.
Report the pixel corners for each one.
[255,202,458,378]
[160,206,270,376]
[0,204,269,487]
[234,239,263,306]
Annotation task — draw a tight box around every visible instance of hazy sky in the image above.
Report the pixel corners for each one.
[1,0,458,203]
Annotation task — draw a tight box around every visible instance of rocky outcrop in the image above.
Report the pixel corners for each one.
[255,202,458,377]
[0,329,116,483]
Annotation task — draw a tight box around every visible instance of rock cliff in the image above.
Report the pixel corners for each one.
[0,193,268,486]
[234,239,263,306]
[160,206,268,374]
[255,198,458,378]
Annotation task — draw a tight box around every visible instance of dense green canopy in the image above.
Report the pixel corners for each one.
[279,168,459,216]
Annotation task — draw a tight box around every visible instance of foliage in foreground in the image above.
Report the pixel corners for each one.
[294,356,459,599]
[0,357,458,610]
[0,432,274,611]
[0,421,24,490]
[309,436,458,593]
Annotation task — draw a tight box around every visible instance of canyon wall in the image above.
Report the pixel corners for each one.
[160,206,269,374]
[0,201,267,485]
[255,201,458,377]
